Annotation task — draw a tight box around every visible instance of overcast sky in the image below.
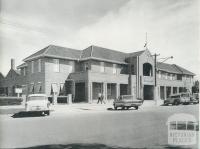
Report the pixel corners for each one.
[0,0,199,79]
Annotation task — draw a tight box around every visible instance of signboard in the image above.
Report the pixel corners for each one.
[15,88,22,94]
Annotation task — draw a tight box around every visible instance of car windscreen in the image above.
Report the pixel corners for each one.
[27,96,46,101]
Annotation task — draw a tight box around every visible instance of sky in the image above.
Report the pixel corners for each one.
[0,0,199,79]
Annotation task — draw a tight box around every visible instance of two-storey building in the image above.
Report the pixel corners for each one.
[0,45,195,105]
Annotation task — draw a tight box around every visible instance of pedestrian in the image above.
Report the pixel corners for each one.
[97,92,101,104]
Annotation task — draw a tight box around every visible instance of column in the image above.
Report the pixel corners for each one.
[53,93,57,105]
[164,86,167,100]
[103,82,107,101]
[171,86,173,95]
[116,83,120,99]
[87,81,92,103]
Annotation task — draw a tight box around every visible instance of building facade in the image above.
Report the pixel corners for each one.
[0,45,195,104]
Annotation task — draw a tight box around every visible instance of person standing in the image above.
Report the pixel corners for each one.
[97,92,101,104]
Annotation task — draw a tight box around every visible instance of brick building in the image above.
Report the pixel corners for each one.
[0,45,195,104]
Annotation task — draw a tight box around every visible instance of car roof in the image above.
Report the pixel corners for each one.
[28,94,47,97]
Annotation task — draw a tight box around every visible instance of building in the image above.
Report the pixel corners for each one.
[0,45,195,104]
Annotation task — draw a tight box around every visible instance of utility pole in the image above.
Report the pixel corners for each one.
[154,53,160,87]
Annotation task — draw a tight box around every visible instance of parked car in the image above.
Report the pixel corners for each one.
[25,94,50,115]
[192,93,199,103]
[164,93,193,106]
[113,95,144,110]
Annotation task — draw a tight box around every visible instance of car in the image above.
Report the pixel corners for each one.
[25,94,50,115]
[192,93,199,103]
[113,95,144,110]
[164,93,191,106]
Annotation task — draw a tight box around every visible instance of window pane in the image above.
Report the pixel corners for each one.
[170,121,176,130]
[177,121,186,130]
[187,121,195,130]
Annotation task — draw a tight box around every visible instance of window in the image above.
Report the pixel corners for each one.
[158,71,161,79]
[113,64,117,74]
[170,74,173,80]
[177,74,182,80]
[100,62,105,72]
[31,61,34,73]
[165,73,168,79]
[23,68,26,76]
[38,59,41,72]
[53,59,59,72]
[68,61,74,73]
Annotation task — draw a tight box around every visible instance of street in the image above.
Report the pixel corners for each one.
[0,104,199,149]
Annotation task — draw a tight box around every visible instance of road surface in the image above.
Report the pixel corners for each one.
[0,104,199,148]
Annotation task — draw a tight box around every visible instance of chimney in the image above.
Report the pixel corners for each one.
[11,59,15,69]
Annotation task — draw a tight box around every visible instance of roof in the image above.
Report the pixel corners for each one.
[17,63,27,69]
[129,50,145,57]
[0,73,4,79]
[157,62,195,76]
[23,45,81,61]
[173,64,195,76]
[80,45,128,64]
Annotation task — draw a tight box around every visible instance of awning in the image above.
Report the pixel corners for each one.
[51,84,58,93]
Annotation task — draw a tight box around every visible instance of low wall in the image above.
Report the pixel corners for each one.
[0,97,23,106]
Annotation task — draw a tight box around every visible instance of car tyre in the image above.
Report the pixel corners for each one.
[114,106,117,110]
[135,106,138,110]
[45,111,50,116]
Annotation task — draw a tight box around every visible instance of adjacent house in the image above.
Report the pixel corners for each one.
[0,45,195,105]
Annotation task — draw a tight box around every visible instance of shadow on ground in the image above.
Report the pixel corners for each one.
[107,108,138,111]
[11,111,47,118]
[19,143,196,149]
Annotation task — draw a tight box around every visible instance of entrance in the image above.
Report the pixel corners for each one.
[143,85,154,100]
[74,82,85,102]
[120,84,128,95]
[107,83,116,100]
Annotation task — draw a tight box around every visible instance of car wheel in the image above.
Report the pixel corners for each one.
[45,111,50,115]
[135,106,138,110]
[114,106,117,110]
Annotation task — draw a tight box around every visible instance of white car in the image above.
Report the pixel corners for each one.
[25,94,50,115]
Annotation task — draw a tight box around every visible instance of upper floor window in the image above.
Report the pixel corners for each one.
[177,74,182,80]
[31,61,34,73]
[53,59,59,72]
[165,73,168,79]
[158,71,161,78]
[143,63,153,76]
[113,64,117,74]
[84,62,89,71]
[38,59,41,72]
[169,74,172,80]
[23,68,26,76]
[100,62,105,73]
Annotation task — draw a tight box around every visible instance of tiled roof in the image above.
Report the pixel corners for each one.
[22,44,194,76]
[129,50,145,57]
[17,63,27,69]
[157,62,195,76]
[0,73,4,79]
[23,45,81,61]
[173,64,195,76]
[80,45,128,64]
